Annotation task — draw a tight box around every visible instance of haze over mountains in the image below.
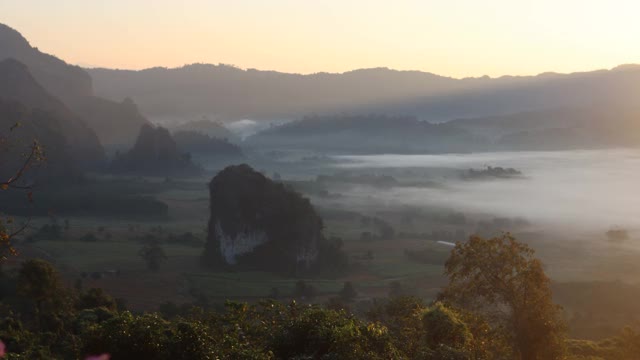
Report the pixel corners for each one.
[88,58,640,126]
[0,58,104,169]
[1,21,640,156]
[5,0,640,356]
[0,23,148,147]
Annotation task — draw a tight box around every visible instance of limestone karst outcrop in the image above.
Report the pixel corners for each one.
[110,124,201,176]
[204,164,338,274]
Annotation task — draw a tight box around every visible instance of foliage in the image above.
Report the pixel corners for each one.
[138,241,168,272]
[404,247,448,266]
[172,130,244,157]
[166,231,203,247]
[76,288,117,311]
[339,281,358,302]
[292,280,317,300]
[0,125,44,258]
[605,228,628,243]
[566,328,640,359]
[81,312,219,360]
[0,183,169,219]
[269,304,403,360]
[0,256,636,359]
[25,223,63,242]
[463,166,522,180]
[79,233,99,242]
[367,296,427,357]
[443,234,567,360]
[420,302,474,359]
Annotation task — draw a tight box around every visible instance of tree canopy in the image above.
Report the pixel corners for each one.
[443,234,566,360]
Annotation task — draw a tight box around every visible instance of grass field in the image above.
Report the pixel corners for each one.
[10,173,634,314]
[2,176,479,311]
[14,218,449,310]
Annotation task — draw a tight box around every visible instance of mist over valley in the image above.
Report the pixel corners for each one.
[0,9,639,358]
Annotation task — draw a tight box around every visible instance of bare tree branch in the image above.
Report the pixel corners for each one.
[1,140,41,190]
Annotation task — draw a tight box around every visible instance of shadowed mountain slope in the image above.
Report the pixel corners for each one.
[0,23,149,147]
[0,58,104,167]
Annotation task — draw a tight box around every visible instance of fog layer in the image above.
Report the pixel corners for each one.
[334,149,640,232]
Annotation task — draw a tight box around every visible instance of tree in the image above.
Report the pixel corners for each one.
[17,259,62,307]
[366,296,426,358]
[388,281,404,298]
[442,234,566,360]
[339,281,358,302]
[0,138,43,259]
[269,304,402,360]
[420,302,474,359]
[77,288,117,311]
[16,259,72,329]
[138,241,167,272]
[293,280,316,300]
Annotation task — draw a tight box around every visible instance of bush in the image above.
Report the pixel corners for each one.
[339,281,358,302]
[26,224,63,242]
[293,280,317,300]
[79,233,99,242]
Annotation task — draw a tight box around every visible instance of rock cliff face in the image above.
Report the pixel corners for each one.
[204,164,323,274]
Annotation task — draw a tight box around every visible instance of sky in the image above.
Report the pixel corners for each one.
[1,0,639,78]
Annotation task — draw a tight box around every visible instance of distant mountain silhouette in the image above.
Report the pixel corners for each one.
[88,60,640,125]
[111,124,201,176]
[171,118,238,142]
[87,64,492,121]
[249,105,640,153]
[6,21,640,154]
[0,58,105,167]
[0,23,149,146]
[449,106,640,151]
[0,23,91,101]
[173,130,243,158]
[373,67,640,122]
[0,99,79,182]
[248,114,484,153]
[70,96,149,146]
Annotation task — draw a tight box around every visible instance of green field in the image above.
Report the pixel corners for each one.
[7,176,468,310]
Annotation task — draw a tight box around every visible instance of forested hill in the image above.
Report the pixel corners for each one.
[0,58,105,167]
[0,23,92,101]
[0,23,149,147]
[88,64,477,120]
[88,59,640,124]
[248,114,484,153]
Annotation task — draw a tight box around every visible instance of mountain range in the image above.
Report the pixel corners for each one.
[87,59,640,126]
[0,58,104,168]
[0,23,148,147]
[1,21,640,156]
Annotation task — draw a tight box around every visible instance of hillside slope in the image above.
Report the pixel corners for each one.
[0,58,105,167]
[0,23,149,147]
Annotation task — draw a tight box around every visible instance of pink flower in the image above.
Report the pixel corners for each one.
[85,354,110,360]
[0,340,5,358]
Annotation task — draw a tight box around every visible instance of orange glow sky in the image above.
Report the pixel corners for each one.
[2,0,639,78]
